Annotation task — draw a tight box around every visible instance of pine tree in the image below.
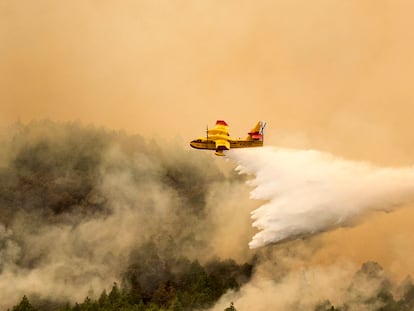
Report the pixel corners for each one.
[12,296,36,311]
[224,301,236,311]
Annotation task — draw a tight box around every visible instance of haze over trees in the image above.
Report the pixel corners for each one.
[1,121,413,311]
[0,121,251,310]
[9,261,414,311]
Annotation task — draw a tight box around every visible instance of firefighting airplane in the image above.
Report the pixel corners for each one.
[190,120,266,156]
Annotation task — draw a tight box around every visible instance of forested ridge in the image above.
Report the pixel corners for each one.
[314,262,414,311]
[9,261,414,311]
[10,258,249,311]
[0,121,250,311]
[2,122,414,311]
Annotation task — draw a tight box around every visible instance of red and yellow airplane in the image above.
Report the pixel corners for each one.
[190,120,266,156]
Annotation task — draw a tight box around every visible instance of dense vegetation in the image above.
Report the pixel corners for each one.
[10,259,247,311]
[9,261,414,311]
[314,262,414,311]
[0,122,249,311]
[2,122,414,311]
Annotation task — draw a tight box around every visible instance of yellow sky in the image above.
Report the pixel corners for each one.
[1,1,413,154]
[2,0,414,279]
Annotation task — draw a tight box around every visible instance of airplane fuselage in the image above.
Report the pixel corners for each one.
[190,138,263,150]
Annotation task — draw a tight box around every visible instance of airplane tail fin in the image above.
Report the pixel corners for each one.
[246,121,266,141]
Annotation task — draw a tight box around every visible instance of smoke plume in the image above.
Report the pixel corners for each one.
[229,147,414,249]
[3,122,414,310]
[0,121,255,309]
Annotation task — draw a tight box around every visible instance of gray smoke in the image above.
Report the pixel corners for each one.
[4,122,414,311]
[0,121,255,309]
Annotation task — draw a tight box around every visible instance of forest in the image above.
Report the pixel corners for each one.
[9,261,414,311]
[0,121,250,311]
[10,258,248,311]
[1,122,414,311]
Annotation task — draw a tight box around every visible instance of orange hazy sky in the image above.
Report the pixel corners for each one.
[1,0,414,162]
[2,0,414,279]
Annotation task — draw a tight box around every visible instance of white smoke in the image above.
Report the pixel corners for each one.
[228,147,414,249]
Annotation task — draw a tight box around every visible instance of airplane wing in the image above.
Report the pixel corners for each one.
[208,120,231,156]
[208,120,230,136]
[208,120,230,156]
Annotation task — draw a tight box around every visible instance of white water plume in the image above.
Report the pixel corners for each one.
[228,147,414,249]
